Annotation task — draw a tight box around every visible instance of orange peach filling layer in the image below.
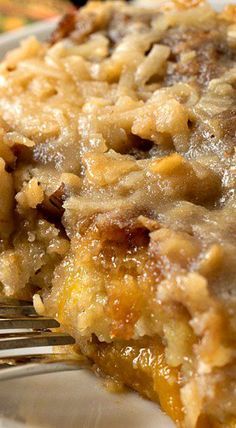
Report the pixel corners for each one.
[89,339,236,428]
[89,337,184,425]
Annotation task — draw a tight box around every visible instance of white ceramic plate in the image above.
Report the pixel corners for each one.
[0,370,174,428]
[0,1,234,427]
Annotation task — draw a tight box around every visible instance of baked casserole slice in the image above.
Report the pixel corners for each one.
[0,1,235,426]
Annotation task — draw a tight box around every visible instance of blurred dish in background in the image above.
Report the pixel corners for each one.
[0,0,74,32]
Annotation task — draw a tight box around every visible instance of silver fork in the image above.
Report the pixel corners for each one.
[0,298,90,381]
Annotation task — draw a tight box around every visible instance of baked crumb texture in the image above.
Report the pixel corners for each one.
[0,1,235,427]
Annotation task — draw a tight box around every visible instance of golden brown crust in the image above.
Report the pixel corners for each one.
[50,12,77,45]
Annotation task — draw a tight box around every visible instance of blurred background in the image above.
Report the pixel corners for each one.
[0,0,75,33]
[0,0,233,33]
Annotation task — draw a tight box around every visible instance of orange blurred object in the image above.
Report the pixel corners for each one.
[0,0,74,32]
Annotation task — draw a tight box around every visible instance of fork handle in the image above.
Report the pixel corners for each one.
[0,360,89,381]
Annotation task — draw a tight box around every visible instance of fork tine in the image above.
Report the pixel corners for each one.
[0,317,59,329]
[0,331,51,338]
[0,298,80,381]
[0,332,75,350]
[0,353,80,365]
[0,305,37,317]
[0,298,32,306]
